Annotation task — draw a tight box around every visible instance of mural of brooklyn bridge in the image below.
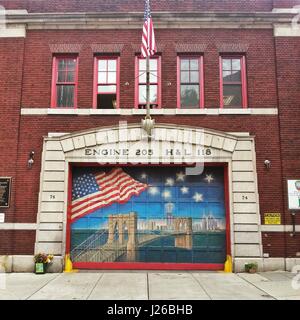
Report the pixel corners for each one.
[70,166,227,264]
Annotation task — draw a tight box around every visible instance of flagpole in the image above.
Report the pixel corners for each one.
[141,0,155,137]
[146,55,150,120]
[141,54,154,137]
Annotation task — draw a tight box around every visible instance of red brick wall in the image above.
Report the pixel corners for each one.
[275,37,300,258]
[0,230,35,255]
[21,29,278,109]
[0,0,275,13]
[262,232,300,257]
[273,0,300,8]
[0,38,24,224]
[1,0,298,13]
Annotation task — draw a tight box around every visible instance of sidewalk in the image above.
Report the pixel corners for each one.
[0,271,299,300]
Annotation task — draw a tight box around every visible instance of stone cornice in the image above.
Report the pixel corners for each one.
[4,11,296,30]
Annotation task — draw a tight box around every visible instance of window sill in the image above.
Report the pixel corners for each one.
[219,108,251,115]
[20,108,278,116]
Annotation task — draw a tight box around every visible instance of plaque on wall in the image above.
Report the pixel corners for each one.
[287,180,300,210]
[0,177,11,208]
[264,213,281,225]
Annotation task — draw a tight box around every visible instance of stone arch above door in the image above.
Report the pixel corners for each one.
[35,123,262,271]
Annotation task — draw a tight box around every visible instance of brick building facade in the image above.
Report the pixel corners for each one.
[0,0,299,272]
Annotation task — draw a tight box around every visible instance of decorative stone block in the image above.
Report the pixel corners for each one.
[232,161,253,172]
[211,136,224,149]
[235,244,261,257]
[43,182,65,192]
[234,213,259,224]
[234,232,260,244]
[232,182,256,192]
[223,138,237,152]
[107,130,119,143]
[235,140,253,151]
[43,171,65,182]
[38,231,63,242]
[45,151,65,161]
[232,150,253,161]
[183,130,193,143]
[61,139,74,152]
[166,129,178,142]
[153,128,167,141]
[44,161,65,171]
[84,134,97,147]
[38,223,63,231]
[73,136,86,149]
[234,224,259,232]
[96,131,108,144]
[41,202,64,213]
[35,243,62,255]
[39,213,63,223]
[204,134,213,147]
[232,172,255,182]
[129,128,142,141]
[234,203,257,214]
[45,141,63,151]
[12,255,34,273]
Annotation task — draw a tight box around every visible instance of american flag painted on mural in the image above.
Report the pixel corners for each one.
[141,0,157,57]
[70,168,148,222]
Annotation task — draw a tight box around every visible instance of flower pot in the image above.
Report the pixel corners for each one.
[35,263,46,274]
[248,268,257,274]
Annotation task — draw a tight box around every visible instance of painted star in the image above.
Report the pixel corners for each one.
[162,190,172,199]
[148,186,159,196]
[141,173,147,179]
[205,174,214,184]
[165,178,175,186]
[180,186,189,194]
[176,172,186,182]
[193,192,204,202]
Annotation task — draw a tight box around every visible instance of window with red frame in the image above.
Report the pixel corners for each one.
[136,57,160,109]
[51,56,78,108]
[220,56,247,108]
[94,57,119,109]
[178,57,203,108]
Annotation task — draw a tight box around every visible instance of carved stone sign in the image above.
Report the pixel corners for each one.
[84,147,213,158]
[0,178,11,208]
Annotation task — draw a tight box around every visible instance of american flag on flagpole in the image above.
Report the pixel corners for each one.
[141,0,157,57]
[70,168,148,222]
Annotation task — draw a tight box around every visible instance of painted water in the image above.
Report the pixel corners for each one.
[71,229,226,264]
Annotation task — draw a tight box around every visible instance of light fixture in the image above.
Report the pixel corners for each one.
[264,159,271,169]
[28,151,35,169]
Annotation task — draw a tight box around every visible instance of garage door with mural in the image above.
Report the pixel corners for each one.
[69,166,228,267]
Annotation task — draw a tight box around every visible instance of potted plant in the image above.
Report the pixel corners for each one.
[34,253,54,274]
[245,262,258,274]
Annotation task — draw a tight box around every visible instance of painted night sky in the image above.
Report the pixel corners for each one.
[71,166,226,231]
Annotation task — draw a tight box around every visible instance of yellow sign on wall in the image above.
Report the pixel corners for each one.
[264,213,281,225]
